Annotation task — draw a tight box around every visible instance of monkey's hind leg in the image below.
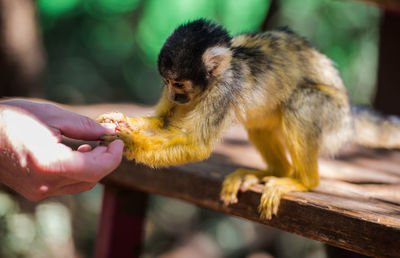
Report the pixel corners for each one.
[255,128,318,219]
[251,127,308,220]
[258,85,338,219]
[258,125,319,219]
[220,128,292,207]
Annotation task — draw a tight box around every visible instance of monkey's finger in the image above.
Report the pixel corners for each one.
[240,174,260,192]
[272,190,281,216]
[99,133,120,145]
[220,182,240,205]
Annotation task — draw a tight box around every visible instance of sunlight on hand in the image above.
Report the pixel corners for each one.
[2,108,75,170]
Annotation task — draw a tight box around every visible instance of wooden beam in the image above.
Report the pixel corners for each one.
[101,158,400,257]
[68,104,400,257]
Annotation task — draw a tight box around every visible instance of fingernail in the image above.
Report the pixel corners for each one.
[100,123,116,133]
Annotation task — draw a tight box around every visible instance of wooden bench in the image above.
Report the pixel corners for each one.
[67,104,400,258]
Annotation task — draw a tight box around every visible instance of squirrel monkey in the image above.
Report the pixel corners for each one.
[97,19,400,219]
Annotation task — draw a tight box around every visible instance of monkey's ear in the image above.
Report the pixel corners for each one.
[202,46,232,77]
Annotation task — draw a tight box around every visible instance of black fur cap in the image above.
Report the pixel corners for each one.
[158,19,232,88]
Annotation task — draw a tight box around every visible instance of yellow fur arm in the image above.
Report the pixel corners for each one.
[97,112,212,167]
[125,130,212,167]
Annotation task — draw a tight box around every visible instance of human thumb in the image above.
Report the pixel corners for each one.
[56,112,109,140]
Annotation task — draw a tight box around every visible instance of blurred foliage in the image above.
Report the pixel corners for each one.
[37,0,271,104]
[273,0,381,104]
[0,185,102,258]
[36,0,380,106]
[1,0,382,257]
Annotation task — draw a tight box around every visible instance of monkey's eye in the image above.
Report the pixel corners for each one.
[163,78,170,84]
[173,82,184,88]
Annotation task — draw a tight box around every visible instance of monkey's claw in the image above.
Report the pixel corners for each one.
[259,178,283,220]
[259,177,307,220]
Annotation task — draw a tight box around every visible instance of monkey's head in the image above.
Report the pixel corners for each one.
[158,19,232,105]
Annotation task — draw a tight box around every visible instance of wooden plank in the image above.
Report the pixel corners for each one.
[69,104,400,257]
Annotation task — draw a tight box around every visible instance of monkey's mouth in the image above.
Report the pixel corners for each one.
[172,93,190,104]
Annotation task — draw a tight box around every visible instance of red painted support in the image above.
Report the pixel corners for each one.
[94,184,148,258]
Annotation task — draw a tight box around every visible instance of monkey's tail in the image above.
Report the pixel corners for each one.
[351,106,400,149]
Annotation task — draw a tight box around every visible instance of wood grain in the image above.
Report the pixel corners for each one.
[69,104,400,257]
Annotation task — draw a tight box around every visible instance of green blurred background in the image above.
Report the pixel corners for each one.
[0,0,381,257]
[38,0,380,105]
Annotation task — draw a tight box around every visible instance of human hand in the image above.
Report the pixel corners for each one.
[0,100,124,201]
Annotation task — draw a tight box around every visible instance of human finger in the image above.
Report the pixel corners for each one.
[76,140,124,181]
[44,106,108,140]
[100,123,117,132]
[58,115,107,140]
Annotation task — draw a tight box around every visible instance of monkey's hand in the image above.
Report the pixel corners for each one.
[97,112,133,144]
[96,112,162,158]
[97,112,212,167]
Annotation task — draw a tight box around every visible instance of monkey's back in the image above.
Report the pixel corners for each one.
[231,28,347,95]
[230,29,352,155]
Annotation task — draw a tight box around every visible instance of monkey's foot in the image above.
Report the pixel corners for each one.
[220,168,268,206]
[259,177,307,220]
